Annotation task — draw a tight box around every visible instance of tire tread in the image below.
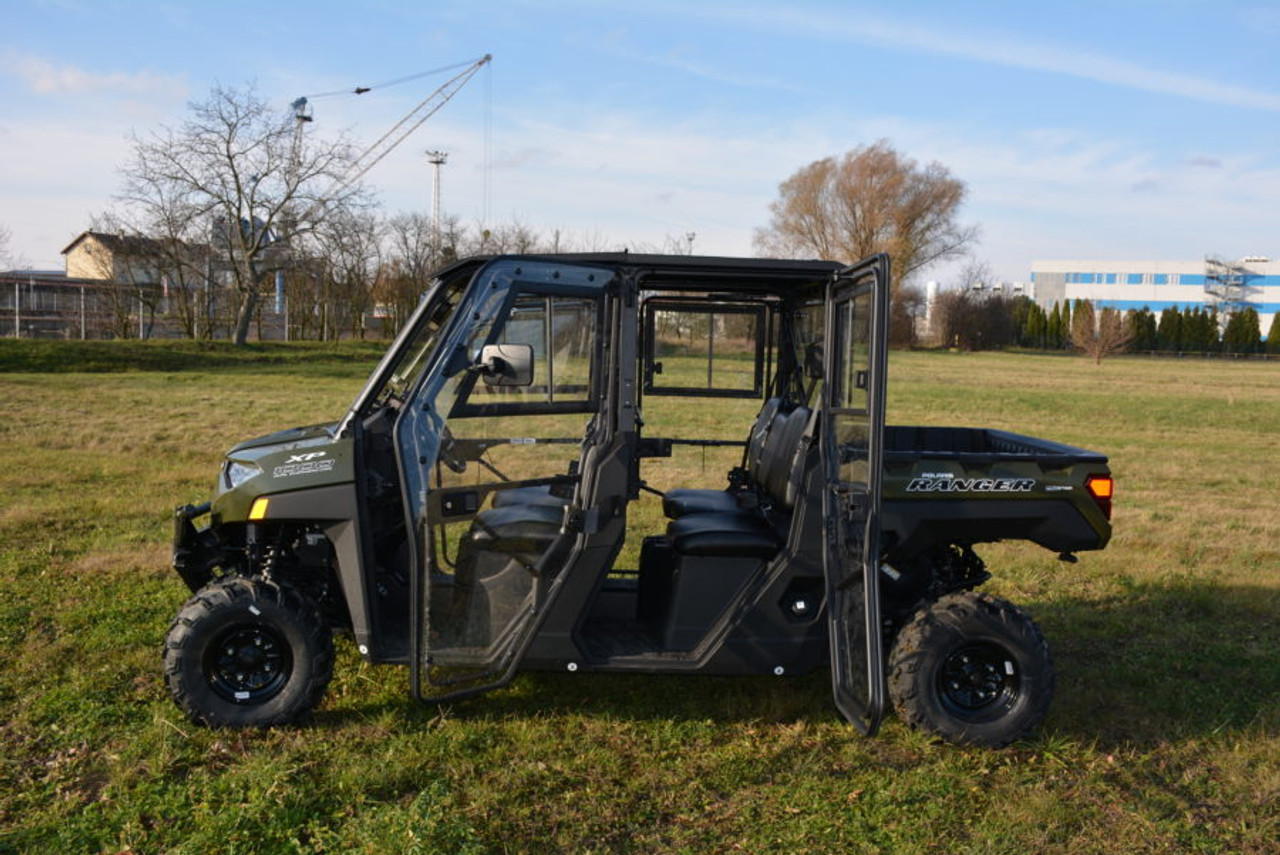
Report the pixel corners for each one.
[163,576,334,728]
[887,591,1053,747]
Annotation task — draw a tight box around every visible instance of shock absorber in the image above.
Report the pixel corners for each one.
[247,523,287,581]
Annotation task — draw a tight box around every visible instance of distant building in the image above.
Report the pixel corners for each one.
[2,231,220,340]
[1030,258,1279,338]
[0,268,128,339]
[61,230,210,289]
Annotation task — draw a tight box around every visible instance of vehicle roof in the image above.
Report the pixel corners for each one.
[437,252,845,292]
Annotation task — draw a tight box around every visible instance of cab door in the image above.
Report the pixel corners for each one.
[820,254,890,734]
[393,258,611,702]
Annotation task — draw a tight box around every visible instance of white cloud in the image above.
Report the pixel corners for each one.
[1,51,188,100]
[667,3,1280,113]
[916,129,1280,278]
[589,39,806,94]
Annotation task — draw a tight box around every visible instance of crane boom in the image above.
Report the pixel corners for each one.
[297,54,491,225]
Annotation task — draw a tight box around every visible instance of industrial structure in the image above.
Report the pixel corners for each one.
[1030,257,1279,338]
[0,269,120,339]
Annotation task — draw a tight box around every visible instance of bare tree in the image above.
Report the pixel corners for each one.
[0,223,13,269]
[311,210,383,340]
[754,140,978,295]
[469,219,543,255]
[932,289,977,349]
[889,283,926,347]
[115,83,367,345]
[1071,300,1132,364]
[930,280,1022,352]
[378,211,462,336]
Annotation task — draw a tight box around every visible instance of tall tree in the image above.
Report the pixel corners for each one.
[1157,306,1183,351]
[1008,295,1034,347]
[1223,307,1262,354]
[378,211,462,337]
[1126,307,1158,352]
[931,290,976,349]
[1047,303,1065,349]
[1023,302,1048,348]
[115,84,366,345]
[311,210,383,340]
[889,283,926,347]
[753,140,978,296]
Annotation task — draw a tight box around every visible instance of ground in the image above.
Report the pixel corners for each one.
[0,342,1275,854]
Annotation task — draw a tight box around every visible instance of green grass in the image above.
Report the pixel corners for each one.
[0,338,388,374]
[1,344,1277,854]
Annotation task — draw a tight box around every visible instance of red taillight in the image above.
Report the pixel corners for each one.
[1086,475,1113,520]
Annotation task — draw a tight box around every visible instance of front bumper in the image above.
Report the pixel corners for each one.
[172,502,225,592]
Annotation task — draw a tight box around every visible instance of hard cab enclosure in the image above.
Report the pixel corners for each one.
[167,252,1111,746]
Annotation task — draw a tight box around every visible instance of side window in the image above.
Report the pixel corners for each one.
[642,302,766,398]
[792,298,825,398]
[452,294,600,416]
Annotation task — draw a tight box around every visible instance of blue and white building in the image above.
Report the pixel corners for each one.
[1030,258,1280,339]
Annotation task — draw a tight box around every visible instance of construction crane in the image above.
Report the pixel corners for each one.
[273,55,490,328]
[291,54,491,226]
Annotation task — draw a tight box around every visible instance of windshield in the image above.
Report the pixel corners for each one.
[362,270,471,413]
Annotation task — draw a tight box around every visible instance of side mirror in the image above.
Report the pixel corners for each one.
[477,343,534,386]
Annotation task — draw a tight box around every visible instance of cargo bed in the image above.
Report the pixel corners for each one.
[880,426,1112,563]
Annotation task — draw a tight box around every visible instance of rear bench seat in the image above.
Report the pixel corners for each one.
[663,403,813,559]
[473,398,816,652]
[643,403,815,649]
[660,397,782,519]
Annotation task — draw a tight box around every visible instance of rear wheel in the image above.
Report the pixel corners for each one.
[164,577,334,728]
[887,592,1053,747]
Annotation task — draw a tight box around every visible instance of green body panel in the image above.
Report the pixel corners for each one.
[877,427,1112,560]
[212,423,357,524]
[883,458,1111,542]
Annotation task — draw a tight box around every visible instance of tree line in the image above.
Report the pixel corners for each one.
[930,290,1276,357]
[87,80,1275,357]
[88,82,699,343]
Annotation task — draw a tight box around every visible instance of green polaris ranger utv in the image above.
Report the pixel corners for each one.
[165,252,1112,747]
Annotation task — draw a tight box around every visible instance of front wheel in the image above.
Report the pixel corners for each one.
[887,592,1053,747]
[163,577,334,728]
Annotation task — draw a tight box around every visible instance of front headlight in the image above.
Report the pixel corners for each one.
[225,460,262,489]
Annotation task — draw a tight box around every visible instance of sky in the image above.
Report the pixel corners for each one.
[2,0,1278,284]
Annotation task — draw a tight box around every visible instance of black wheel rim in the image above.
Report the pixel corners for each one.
[937,641,1020,722]
[205,622,292,704]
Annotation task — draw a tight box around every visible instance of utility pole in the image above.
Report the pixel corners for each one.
[426,150,448,242]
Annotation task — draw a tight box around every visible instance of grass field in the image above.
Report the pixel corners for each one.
[0,340,1276,854]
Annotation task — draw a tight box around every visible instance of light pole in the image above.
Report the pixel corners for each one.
[426,150,448,242]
